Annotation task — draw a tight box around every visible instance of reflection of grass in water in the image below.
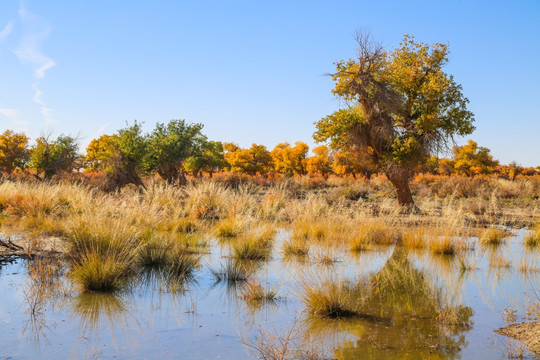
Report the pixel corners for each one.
[71,292,135,358]
[239,280,278,312]
[301,248,473,323]
[23,257,70,346]
[137,238,201,292]
[209,260,251,285]
[72,292,127,339]
[518,258,539,274]
[241,320,334,360]
[299,248,474,359]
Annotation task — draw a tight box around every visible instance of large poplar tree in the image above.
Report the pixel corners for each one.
[315,34,474,209]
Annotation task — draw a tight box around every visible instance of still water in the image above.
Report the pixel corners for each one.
[0,230,538,359]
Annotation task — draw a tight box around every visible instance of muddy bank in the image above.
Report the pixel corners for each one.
[0,234,67,258]
[495,321,540,354]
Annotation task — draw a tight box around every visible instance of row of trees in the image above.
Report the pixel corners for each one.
[0,34,537,206]
[0,127,536,185]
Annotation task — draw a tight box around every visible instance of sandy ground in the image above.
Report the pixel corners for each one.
[495,321,540,355]
[0,234,67,258]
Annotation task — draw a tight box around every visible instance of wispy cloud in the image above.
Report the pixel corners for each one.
[0,22,14,41]
[0,108,19,118]
[13,1,56,124]
[0,108,27,132]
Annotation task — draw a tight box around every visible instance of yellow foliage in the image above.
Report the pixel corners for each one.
[0,130,29,173]
[270,141,309,175]
[224,143,273,175]
[453,140,498,176]
[306,145,332,176]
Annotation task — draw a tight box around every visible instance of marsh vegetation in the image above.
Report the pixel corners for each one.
[0,176,538,359]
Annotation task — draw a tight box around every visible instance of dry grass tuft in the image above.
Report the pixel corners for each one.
[300,276,362,318]
[524,225,540,248]
[402,228,427,249]
[479,228,508,246]
[282,237,309,257]
[71,249,136,292]
[215,218,244,238]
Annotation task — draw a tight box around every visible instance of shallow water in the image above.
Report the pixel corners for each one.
[0,230,539,359]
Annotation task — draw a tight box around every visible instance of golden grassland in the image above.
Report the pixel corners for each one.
[0,174,539,293]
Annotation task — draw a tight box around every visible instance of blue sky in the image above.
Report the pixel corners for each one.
[0,0,539,166]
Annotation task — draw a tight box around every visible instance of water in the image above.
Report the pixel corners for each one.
[0,230,538,359]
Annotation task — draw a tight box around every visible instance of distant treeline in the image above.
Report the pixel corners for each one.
[0,121,538,190]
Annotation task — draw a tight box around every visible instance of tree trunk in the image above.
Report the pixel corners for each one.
[103,162,145,192]
[385,166,416,209]
[158,166,179,185]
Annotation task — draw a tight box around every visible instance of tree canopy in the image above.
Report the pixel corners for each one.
[145,119,206,184]
[30,134,79,179]
[270,141,309,176]
[453,140,498,176]
[0,130,29,174]
[85,122,147,191]
[183,140,226,177]
[224,143,273,175]
[315,34,475,207]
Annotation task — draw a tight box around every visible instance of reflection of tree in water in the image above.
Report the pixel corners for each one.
[306,247,473,360]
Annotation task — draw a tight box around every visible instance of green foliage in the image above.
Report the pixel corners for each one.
[183,140,226,176]
[30,134,79,179]
[145,119,206,183]
[84,122,147,190]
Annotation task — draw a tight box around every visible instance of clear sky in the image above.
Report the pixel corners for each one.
[0,0,539,166]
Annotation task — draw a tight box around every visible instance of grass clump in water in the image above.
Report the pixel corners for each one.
[174,218,199,234]
[300,278,360,318]
[240,281,278,304]
[524,225,540,248]
[168,248,200,283]
[350,222,395,252]
[232,228,274,260]
[138,239,170,268]
[71,250,135,292]
[209,261,251,285]
[283,237,309,257]
[479,228,508,246]
[401,228,427,249]
[214,218,244,238]
[232,240,272,260]
[429,236,458,255]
